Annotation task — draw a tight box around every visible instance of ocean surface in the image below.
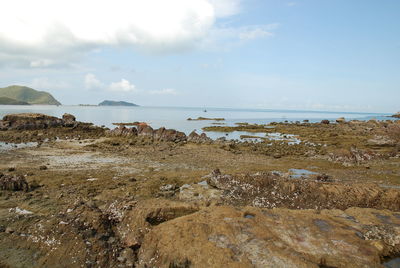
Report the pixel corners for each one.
[0,105,394,140]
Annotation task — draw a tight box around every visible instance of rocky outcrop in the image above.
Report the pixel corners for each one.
[187,131,212,143]
[321,119,330,124]
[107,125,138,137]
[0,113,84,131]
[0,174,29,191]
[108,125,212,143]
[179,171,400,211]
[137,206,400,268]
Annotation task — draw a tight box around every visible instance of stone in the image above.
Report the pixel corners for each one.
[39,165,48,170]
[321,120,330,125]
[62,113,76,126]
[137,206,400,268]
[336,117,346,123]
[5,227,14,234]
[0,113,63,130]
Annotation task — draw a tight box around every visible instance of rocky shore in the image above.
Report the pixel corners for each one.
[0,113,399,267]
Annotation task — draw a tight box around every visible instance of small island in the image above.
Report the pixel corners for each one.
[99,100,139,107]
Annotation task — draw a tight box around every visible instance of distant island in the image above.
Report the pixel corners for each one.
[99,100,139,107]
[0,85,61,105]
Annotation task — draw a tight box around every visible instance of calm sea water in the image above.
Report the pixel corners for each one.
[0,105,393,139]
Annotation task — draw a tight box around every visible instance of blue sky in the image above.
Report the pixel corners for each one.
[0,0,399,112]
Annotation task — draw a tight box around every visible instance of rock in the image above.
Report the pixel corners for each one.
[116,199,199,248]
[5,227,14,234]
[62,113,76,127]
[8,167,15,172]
[191,171,400,211]
[118,248,136,266]
[336,117,346,123]
[0,113,63,130]
[0,174,30,191]
[137,125,154,137]
[321,120,330,124]
[187,131,212,143]
[39,165,48,170]
[107,126,138,137]
[137,206,400,268]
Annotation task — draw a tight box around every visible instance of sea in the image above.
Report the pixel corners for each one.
[0,105,395,140]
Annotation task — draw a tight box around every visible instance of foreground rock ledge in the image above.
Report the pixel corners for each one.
[137,206,400,268]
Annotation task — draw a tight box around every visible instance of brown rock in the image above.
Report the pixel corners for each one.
[321,119,330,124]
[117,199,199,248]
[137,206,400,268]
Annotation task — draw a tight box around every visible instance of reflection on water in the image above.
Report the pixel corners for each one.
[289,169,319,179]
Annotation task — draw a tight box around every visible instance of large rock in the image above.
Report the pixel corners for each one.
[0,113,63,130]
[137,206,400,268]
[107,126,138,137]
[62,113,76,127]
[181,171,400,211]
[137,125,154,137]
[336,117,346,123]
[187,131,212,143]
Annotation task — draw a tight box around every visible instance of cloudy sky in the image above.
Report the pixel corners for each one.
[0,0,399,112]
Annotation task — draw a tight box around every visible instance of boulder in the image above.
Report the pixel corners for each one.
[187,131,212,143]
[336,117,346,123]
[137,125,154,137]
[321,120,330,125]
[137,206,400,268]
[1,113,63,130]
[107,126,138,137]
[62,113,76,126]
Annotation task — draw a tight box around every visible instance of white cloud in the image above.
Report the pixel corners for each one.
[0,0,245,68]
[84,74,104,89]
[109,79,136,92]
[149,88,178,95]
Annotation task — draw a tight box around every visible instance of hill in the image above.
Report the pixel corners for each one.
[99,100,139,107]
[0,85,61,105]
[0,96,30,105]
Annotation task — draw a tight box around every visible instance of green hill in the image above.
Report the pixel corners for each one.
[0,96,30,105]
[0,85,61,105]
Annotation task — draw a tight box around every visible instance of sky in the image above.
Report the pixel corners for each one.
[0,0,399,113]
